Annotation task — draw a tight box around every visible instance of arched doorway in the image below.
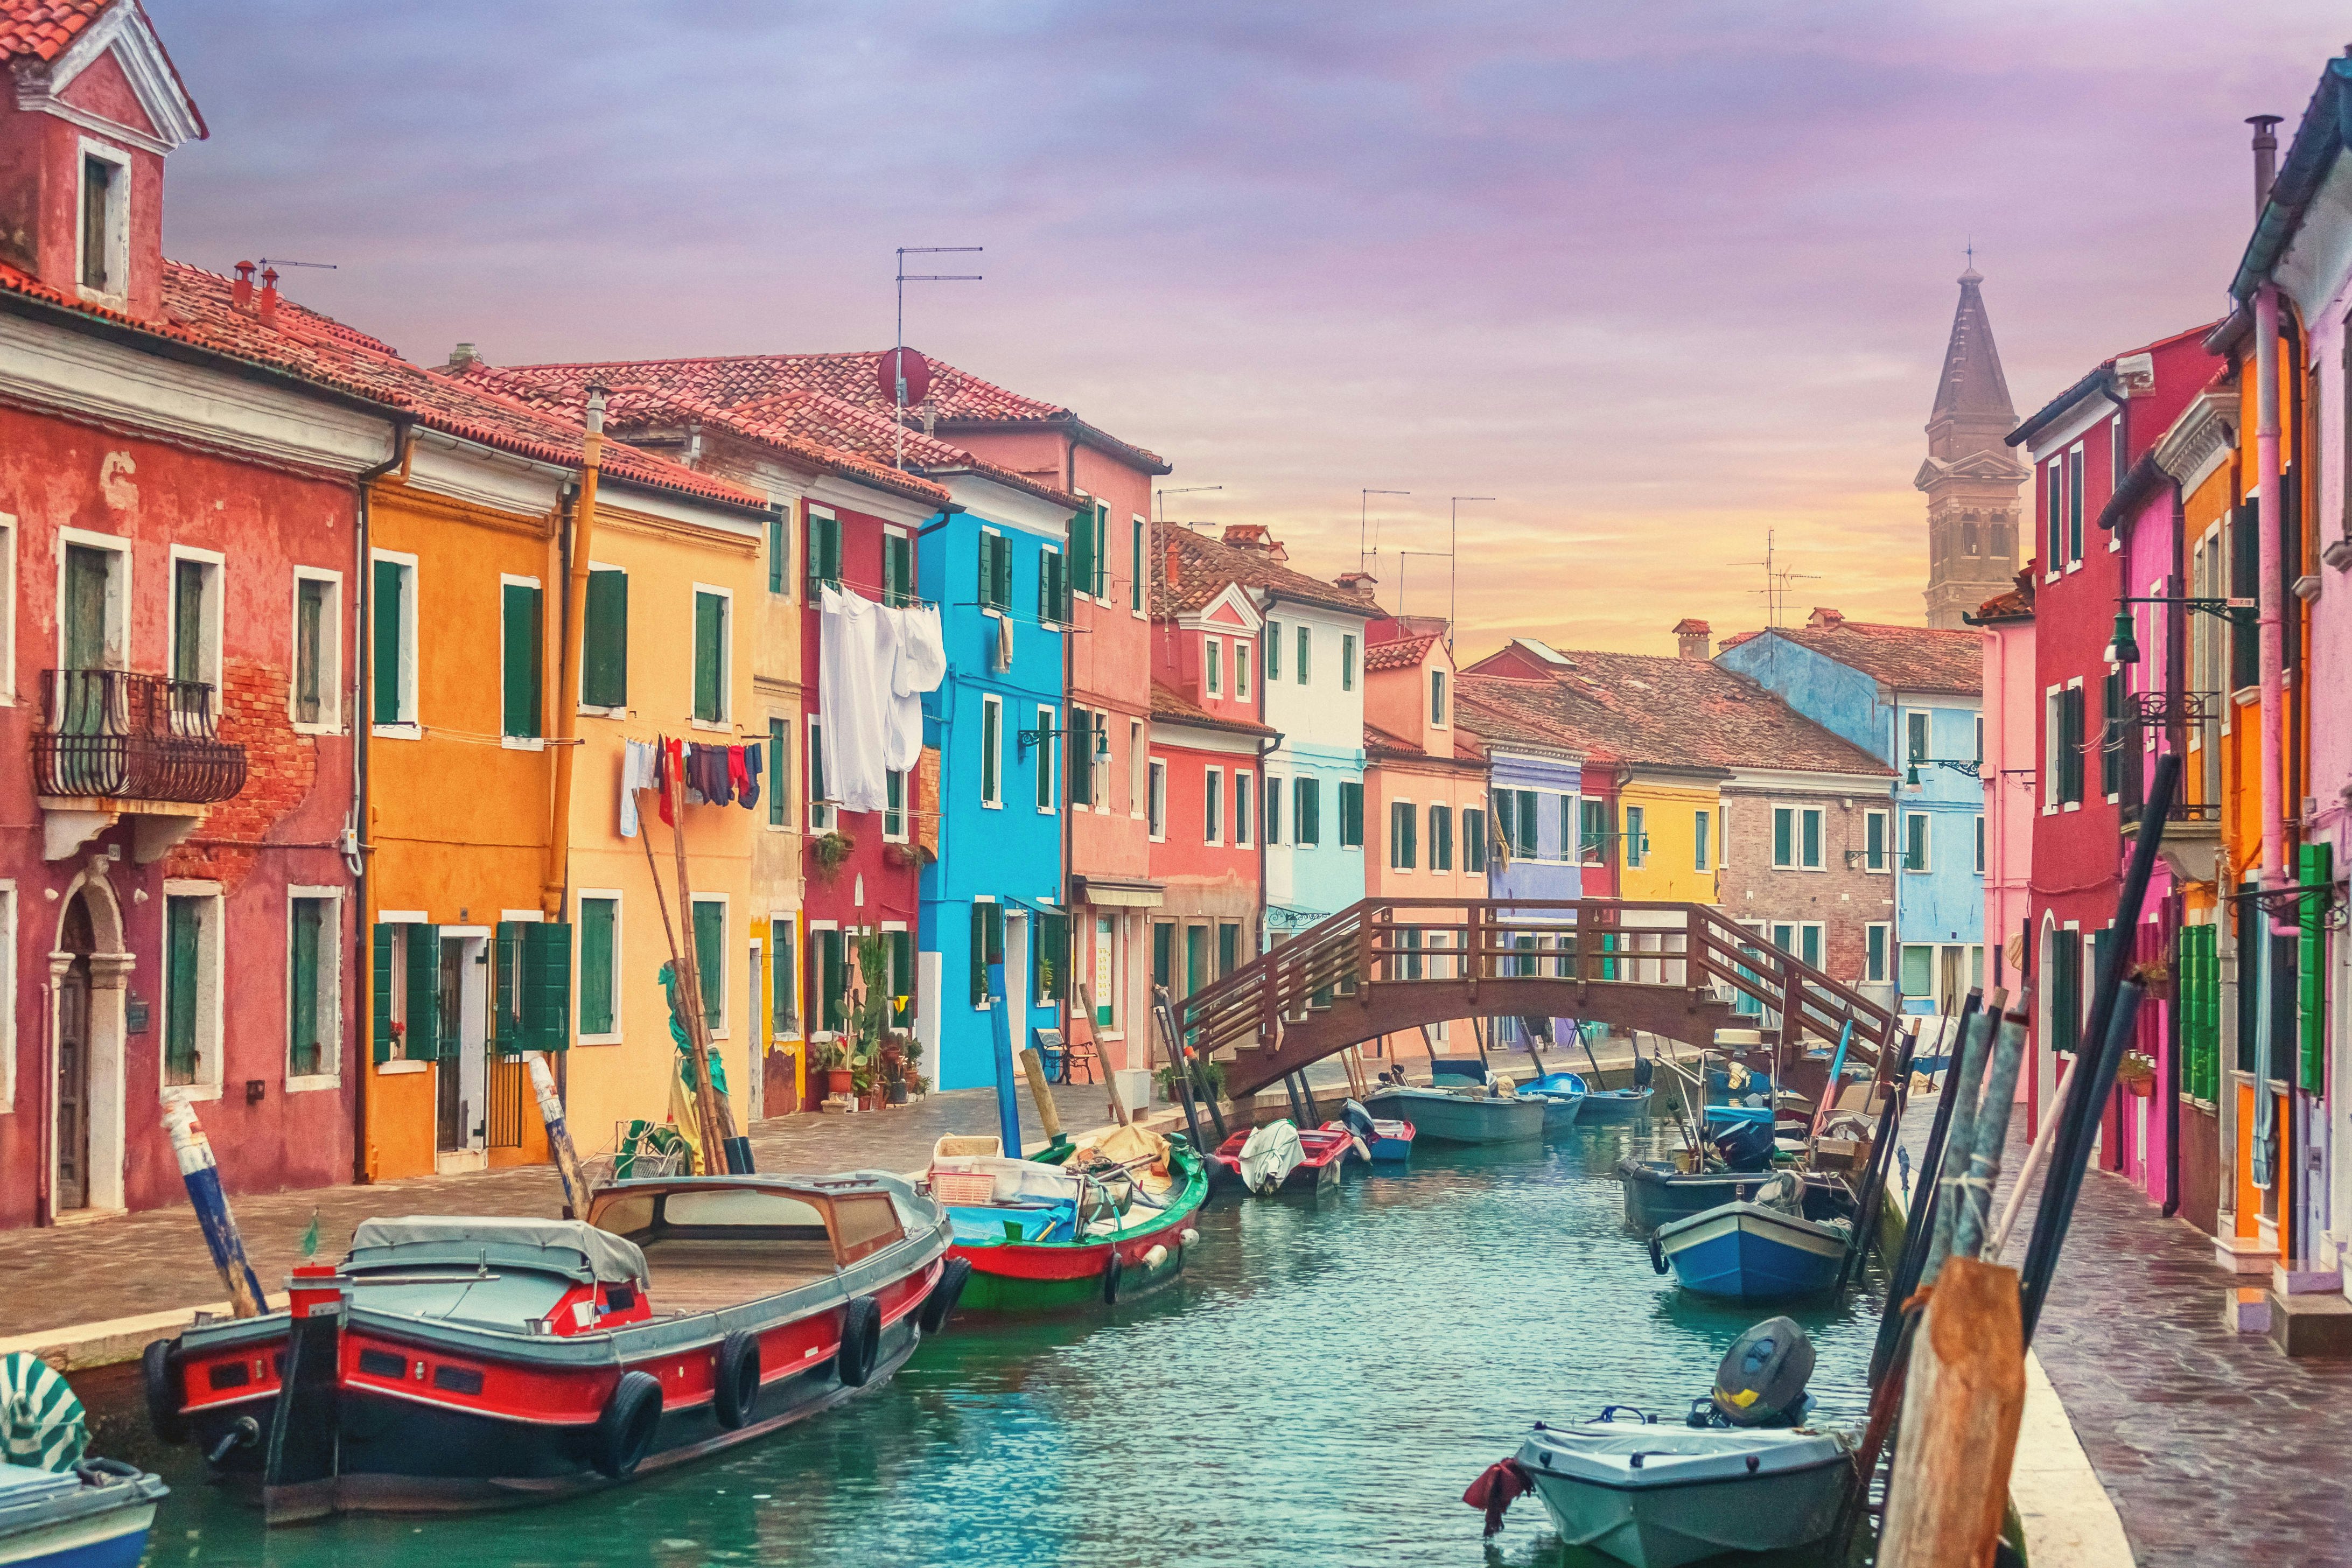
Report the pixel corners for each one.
[54,897,93,1211]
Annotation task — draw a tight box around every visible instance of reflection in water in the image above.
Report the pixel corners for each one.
[151,1124,1882,1566]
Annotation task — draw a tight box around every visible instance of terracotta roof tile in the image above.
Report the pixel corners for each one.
[0,0,105,61]
[1732,620,1983,696]
[1151,521,1378,619]
[1364,634,1437,672]
[1149,682,1275,737]
[494,351,1166,473]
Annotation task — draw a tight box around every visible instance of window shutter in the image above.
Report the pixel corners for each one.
[885,533,913,606]
[173,559,204,684]
[295,579,325,724]
[1039,551,1055,625]
[768,503,789,594]
[1036,912,1067,1001]
[519,922,571,1052]
[164,897,199,1082]
[1773,808,1793,866]
[819,928,845,1033]
[583,569,628,708]
[772,923,799,1033]
[694,592,724,722]
[578,902,614,1036]
[1068,708,1093,806]
[808,514,841,594]
[993,536,1012,612]
[1068,508,1094,602]
[1093,503,1110,597]
[405,924,441,1060]
[971,903,990,1006]
[372,923,396,1064]
[502,583,542,738]
[692,903,725,1030]
[289,900,320,1075]
[372,559,404,724]
[769,718,789,827]
[1517,792,1538,862]
[1803,809,1821,869]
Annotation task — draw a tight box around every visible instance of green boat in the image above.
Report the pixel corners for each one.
[932,1128,1212,1314]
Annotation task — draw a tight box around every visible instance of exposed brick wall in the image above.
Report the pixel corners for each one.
[165,654,327,890]
[1719,786,1894,991]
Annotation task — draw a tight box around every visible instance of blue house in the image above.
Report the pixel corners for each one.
[915,474,1075,1090]
[1712,612,1985,1014]
[1452,684,1586,1049]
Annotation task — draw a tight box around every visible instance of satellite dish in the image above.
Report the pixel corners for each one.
[878,347,932,409]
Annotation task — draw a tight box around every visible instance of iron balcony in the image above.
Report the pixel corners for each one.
[34,668,247,804]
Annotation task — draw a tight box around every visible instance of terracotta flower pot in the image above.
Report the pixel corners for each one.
[827,1068,855,1095]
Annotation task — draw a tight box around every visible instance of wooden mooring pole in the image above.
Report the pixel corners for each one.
[1876,1255,2027,1568]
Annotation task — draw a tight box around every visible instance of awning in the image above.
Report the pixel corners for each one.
[1073,876,1164,908]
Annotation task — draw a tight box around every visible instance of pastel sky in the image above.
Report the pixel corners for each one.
[157,1,2349,656]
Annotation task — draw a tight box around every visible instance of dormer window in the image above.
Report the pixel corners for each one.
[1431,669,1447,726]
[78,145,129,298]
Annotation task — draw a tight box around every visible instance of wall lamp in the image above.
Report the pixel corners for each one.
[1905,757,1982,786]
[1018,722,1112,760]
[2104,594,2255,665]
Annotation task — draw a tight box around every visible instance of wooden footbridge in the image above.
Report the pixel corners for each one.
[1180,899,1902,1101]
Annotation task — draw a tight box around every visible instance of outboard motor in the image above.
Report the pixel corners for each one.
[1630,1054,1654,1090]
[1339,1099,1377,1143]
[1700,1316,1817,1428]
[1711,1118,1775,1172]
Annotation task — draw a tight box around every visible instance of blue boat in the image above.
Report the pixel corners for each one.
[1518,1072,1589,1134]
[1331,1099,1415,1160]
[1650,1196,1852,1301]
[0,1460,166,1568]
[1577,1083,1655,1123]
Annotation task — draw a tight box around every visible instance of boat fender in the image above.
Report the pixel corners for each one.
[1179,1228,1201,1247]
[834,1296,884,1388]
[712,1330,761,1430]
[590,1371,663,1479]
[141,1338,186,1446]
[1142,1244,1168,1271]
[1648,1234,1669,1275]
[918,1258,972,1338]
[1101,1249,1124,1306]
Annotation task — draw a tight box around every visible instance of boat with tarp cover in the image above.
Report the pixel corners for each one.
[143,1174,957,1523]
[930,1125,1209,1312]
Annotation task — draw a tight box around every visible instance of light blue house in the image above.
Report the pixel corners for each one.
[915,474,1075,1090]
[1452,684,1584,1048]
[1712,613,1985,1014]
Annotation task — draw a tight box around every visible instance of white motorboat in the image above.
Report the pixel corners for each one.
[1514,1416,1854,1568]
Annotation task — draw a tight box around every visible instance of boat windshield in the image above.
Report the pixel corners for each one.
[342,1266,575,1332]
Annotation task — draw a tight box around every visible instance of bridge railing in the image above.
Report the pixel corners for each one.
[1181,897,1898,1075]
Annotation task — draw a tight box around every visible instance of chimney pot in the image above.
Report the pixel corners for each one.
[1164,539,1181,590]
[1672,617,1712,659]
[232,261,255,311]
[447,341,479,372]
[256,267,280,328]
[1805,606,1845,628]
[2250,113,2285,213]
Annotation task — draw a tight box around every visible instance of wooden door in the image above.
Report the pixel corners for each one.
[435,937,464,1151]
[54,897,95,1211]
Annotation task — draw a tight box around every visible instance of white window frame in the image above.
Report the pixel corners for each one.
[2064,443,2085,571]
[1864,808,1889,874]
[57,524,132,675]
[690,583,733,730]
[1128,719,1145,819]
[807,713,835,833]
[1235,641,1251,701]
[498,572,545,751]
[768,910,802,1041]
[1431,668,1448,727]
[74,137,131,304]
[1625,803,1647,869]
[369,547,420,738]
[806,918,842,1041]
[968,898,996,1013]
[1975,813,1987,874]
[1205,638,1223,697]
[575,888,625,1046]
[576,559,627,717]
[1147,757,1168,842]
[1235,769,1255,848]
[692,893,730,1040]
[1900,942,1937,1000]
[1264,773,1284,845]
[283,886,344,1091]
[1903,810,1931,873]
[1802,806,1823,870]
[1204,765,1224,845]
[884,768,910,843]
[981,694,1004,809]
[160,879,226,1102]
[2063,676,2084,813]
[1865,921,1891,985]
[980,526,1007,618]
[2045,458,2064,584]
[1130,513,1149,619]
[1693,809,1710,873]
[1390,796,1417,873]
[1033,704,1057,816]
[289,566,343,733]
[166,544,226,698]
[1905,709,1929,767]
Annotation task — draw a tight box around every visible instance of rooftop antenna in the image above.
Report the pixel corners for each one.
[1396,549,1449,618]
[1361,489,1409,576]
[256,258,337,271]
[1157,486,1222,523]
[1448,496,1493,652]
[1735,528,1818,629]
[888,246,982,470]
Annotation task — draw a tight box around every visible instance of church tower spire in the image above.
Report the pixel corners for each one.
[1916,264,2027,628]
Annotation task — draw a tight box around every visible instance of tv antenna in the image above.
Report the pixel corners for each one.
[256,258,337,270]
[1360,489,1409,575]
[888,246,982,468]
[1735,529,1819,628]
[1157,486,1222,524]
[1448,496,1494,651]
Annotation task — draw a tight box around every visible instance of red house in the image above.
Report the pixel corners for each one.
[0,0,400,1223]
[2006,323,2220,1132]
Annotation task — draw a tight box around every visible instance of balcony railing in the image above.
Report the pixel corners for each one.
[2120,797,2222,829]
[35,669,246,803]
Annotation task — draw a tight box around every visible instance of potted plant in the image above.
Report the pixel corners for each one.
[883,841,934,871]
[879,1038,909,1106]
[2118,1051,2159,1097]
[2129,957,2174,1001]
[844,926,897,1107]
[810,1039,852,1097]
[1157,1053,1227,1106]
[810,830,857,880]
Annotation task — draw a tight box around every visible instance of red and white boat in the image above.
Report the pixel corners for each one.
[1208,1123,1363,1194]
[143,1173,963,1523]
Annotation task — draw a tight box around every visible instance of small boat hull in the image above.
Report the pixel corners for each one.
[1654,1203,1849,1300]
[1517,1423,1854,1568]
[1212,1128,1355,1194]
[1364,1086,1546,1145]
[1577,1087,1654,1123]
[950,1138,1210,1313]
[0,1462,165,1568]
[1518,1073,1587,1135]
[1618,1160,1852,1233]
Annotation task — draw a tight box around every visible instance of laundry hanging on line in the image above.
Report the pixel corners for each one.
[624,737,766,835]
[819,584,944,813]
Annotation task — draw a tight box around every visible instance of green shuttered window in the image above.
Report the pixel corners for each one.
[372,558,408,725]
[768,719,789,827]
[768,503,791,594]
[288,898,326,1076]
[1035,912,1067,1005]
[502,581,542,738]
[692,591,727,723]
[807,510,842,594]
[817,928,846,1034]
[165,894,201,1086]
[884,532,914,607]
[578,898,617,1037]
[294,577,328,725]
[692,900,725,1030]
[979,532,1012,613]
[1338,781,1364,849]
[582,569,628,709]
[970,902,1005,1007]
[1295,776,1321,846]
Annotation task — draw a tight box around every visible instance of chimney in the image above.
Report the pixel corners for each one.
[446,341,480,373]
[1335,570,1378,596]
[1805,606,1845,629]
[256,266,279,329]
[232,261,255,312]
[1164,539,1181,592]
[2250,114,2284,212]
[1672,617,1712,660]
[1221,523,1271,552]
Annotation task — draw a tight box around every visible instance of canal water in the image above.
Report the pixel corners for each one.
[145,1123,1885,1566]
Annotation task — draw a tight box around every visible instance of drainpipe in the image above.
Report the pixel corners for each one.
[542,388,608,920]
[2255,286,2287,931]
[351,418,415,1187]
[2162,477,2187,1218]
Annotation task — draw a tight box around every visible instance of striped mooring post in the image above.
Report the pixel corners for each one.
[163,1096,265,1318]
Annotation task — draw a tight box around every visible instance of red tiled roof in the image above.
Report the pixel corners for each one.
[1730,621,1982,696]
[0,0,104,61]
[1152,520,1378,619]
[1973,565,2036,624]
[494,351,1167,474]
[0,257,764,512]
[1364,634,1437,673]
[1149,682,1275,737]
[1453,677,1592,758]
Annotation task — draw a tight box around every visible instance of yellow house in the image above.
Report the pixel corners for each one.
[1614,771,1725,905]
[359,376,769,1182]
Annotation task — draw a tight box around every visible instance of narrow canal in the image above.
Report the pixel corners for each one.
[145,1123,1885,1566]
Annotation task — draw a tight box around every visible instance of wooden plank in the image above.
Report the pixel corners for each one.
[1877,1256,2028,1568]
